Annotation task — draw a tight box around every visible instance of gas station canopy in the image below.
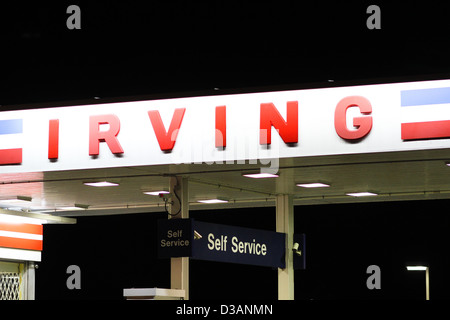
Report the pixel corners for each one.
[1,79,450,216]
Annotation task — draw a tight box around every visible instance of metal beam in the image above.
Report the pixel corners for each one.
[169,176,189,300]
[0,208,76,224]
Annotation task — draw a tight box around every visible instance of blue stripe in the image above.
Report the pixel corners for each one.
[0,119,22,135]
[401,87,450,106]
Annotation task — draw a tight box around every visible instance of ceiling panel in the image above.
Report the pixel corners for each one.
[1,150,450,216]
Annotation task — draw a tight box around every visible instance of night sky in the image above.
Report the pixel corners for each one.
[1,2,450,107]
[2,1,450,302]
[38,199,450,300]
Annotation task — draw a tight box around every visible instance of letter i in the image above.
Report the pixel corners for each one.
[48,119,59,160]
[215,106,226,149]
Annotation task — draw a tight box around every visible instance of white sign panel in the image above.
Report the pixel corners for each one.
[1,79,450,173]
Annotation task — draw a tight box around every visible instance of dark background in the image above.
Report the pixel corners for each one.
[1,1,450,107]
[37,200,448,300]
[1,1,449,300]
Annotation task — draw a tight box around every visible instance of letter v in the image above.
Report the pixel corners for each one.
[148,108,186,151]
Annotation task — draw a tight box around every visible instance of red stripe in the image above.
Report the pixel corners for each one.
[402,120,450,140]
[0,222,43,235]
[48,119,59,159]
[0,236,42,251]
[0,148,22,165]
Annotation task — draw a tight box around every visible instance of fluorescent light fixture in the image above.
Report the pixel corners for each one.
[296,183,330,188]
[84,181,119,187]
[407,266,428,271]
[0,213,47,225]
[143,190,170,196]
[242,173,279,179]
[406,265,430,300]
[56,204,89,211]
[346,192,378,197]
[57,207,85,211]
[197,199,229,204]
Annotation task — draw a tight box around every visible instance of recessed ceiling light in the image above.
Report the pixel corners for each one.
[346,192,378,197]
[143,190,170,196]
[242,173,279,179]
[197,199,229,204]
[296,183,330,188]
[83,181,119,187]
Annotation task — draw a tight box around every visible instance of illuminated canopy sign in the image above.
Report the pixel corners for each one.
[2,79,450,173]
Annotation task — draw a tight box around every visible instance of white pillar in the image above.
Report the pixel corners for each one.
[276,194,294,300]
[169,176,189,300]
[24,262,36,300]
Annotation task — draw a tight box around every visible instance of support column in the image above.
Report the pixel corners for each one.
[276,194,294,300]
[25,262,36,300]
[169,176,189,300]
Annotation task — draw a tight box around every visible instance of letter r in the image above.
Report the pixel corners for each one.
[89,114,124,155]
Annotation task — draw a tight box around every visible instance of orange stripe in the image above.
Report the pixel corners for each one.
[0,222,42,235]
[0,236,42,251]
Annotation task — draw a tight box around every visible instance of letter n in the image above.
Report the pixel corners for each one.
[89,114,124,156]
[260,101,298,145]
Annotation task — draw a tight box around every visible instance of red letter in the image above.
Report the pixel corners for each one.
[48,119,59,160]
[215,106,226,148]
[148,108,186,151]
[260,101,298,145]
[89,114,124,156]
[334,96,372,140]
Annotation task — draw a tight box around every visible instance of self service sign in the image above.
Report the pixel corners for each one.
[192,221,286,268]
[158,219,286,268]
